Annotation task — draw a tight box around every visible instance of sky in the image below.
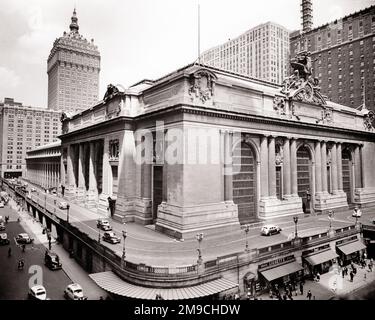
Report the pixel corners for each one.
[0,0,373,108]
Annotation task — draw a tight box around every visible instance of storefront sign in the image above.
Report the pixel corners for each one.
[259,255,294,270]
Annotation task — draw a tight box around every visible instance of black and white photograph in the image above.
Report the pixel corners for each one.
[0,0,375,310]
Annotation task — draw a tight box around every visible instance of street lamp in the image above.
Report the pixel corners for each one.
[244,224,250,252]
[97,225,101,243]
[328,210,334,230]
[66,203,70,224]
[196,233,204,264]
[293,216,299,238]
[122,229,127,268]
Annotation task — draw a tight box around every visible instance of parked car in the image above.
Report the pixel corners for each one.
[0,233,10,245]
[64,283,87,300]
[97,218,112,231]
[0,201,4,208]
[0,222,5,231]
[261,225,282,236]
[30,187,37,192]
[57,201,68,210]
[45,250,62,270]
[102,231,121,244]
[28,285,47,300]
[16,233,33,244]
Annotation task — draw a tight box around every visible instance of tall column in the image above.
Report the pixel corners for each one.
[260,135,269,198]
[337,143,343,191]
[102,138,110,195]
[67,145,76,189]
[224,131,233,201]
[290,138,298,196]
[77,143,86,201]
[61,154,66,187]
[331,143,338,194]
[268,136,276,197]
[283,138,291,196]
[321,141,328,193]
[89,142,97,192]
[314,141,322,194]
[354,145,362,188]
[78,144,85,188]
[360,144,366,188]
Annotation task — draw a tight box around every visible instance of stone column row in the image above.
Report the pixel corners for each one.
[65,141,101,204]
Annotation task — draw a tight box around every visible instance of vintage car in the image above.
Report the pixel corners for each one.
[0,222,5,231]
[102,231,121,244]
[260,225,282,236]
[64,283,87,300]
[97,218,112,231]
[28,285,47,300]
[57,201,69,209]
[45,250,62,270]
[16,233,34,244]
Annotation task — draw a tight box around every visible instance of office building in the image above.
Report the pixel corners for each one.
[47,9,100,113]
[0,98,61,178]
[290,5,375,109]
[200,22,290,84]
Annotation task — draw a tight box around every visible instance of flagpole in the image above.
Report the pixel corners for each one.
[198,2,201,64]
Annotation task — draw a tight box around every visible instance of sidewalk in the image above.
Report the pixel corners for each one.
[9,198,107,300]
[256,264,375,300]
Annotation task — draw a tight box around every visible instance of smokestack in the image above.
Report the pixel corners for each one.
[301,0,313,33]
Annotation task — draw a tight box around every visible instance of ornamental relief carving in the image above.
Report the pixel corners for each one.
[363,110,375,131]
[281,51,327,107]
[273,96,287,116]
[188,69,217,104]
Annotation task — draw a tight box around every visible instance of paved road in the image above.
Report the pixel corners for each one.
[0,205,71,300]
[17,182,364,266]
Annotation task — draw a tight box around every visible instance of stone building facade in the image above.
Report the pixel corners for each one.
[0,98,61,179]
[59,61,375,239]
[25,141,61,190]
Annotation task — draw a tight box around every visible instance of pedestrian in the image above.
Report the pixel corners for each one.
[368,263,372,272]
[364,273,367,281]
[48,239,52,251]
[307,290,312,300]
[316,272,320,282]
[299,282,304,295]
[350,271,354,282]
[342,269,345,278]
[8,247,11,257]
[22,244,25,252]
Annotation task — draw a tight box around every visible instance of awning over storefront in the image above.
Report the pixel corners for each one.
[304,250,338,266]
[259,262,303,282]
[89,271,238,300]
[337,241,366,256]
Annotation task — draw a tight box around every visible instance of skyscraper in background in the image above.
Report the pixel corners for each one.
[290,4,375,110]
[200,22,290,84]
[47,9,101,113]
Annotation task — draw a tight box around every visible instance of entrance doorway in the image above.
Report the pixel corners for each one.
[152,166,163,222]
[297,146,312,213]
[342,149,352,204]
[232,141,257,224]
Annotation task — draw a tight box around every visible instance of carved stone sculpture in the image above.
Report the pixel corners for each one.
[281,50,326,106]
[189,69,217,103]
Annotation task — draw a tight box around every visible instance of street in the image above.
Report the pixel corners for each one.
[24,183,361,265]
[0,204,71,300]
